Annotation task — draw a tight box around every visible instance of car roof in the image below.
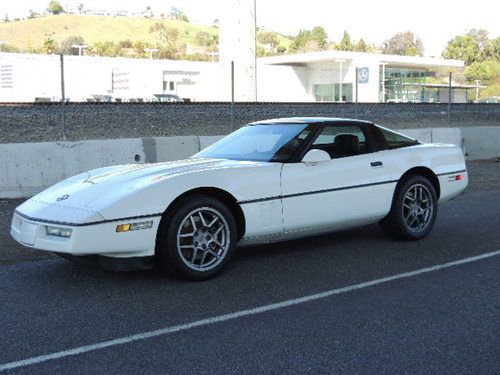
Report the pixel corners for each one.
[249,117,374,126]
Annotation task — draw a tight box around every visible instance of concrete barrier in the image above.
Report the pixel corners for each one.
[0,138,144,198]
[154,136,200,163]
[399,129,433,144]
[0,127,496,198]
[199,136,225,150]
[460,126,500,160]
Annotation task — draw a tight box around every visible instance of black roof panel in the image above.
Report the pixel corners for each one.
[249,117,373,125]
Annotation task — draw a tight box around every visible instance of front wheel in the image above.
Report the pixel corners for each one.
[379,175,438,241]
[156,195,237,281]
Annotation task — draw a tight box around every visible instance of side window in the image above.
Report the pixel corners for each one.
[311,125,367,159]
[378,126,419,149]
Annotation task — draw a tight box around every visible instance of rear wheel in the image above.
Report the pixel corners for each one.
[379,175,438,241]
[156,195,237,280]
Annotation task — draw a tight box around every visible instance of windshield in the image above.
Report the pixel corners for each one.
[194,124,310,162]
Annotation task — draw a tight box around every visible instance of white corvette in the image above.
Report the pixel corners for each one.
[11,118,467,280]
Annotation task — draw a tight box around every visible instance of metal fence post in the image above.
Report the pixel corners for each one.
[60,54,67,141]
[448,72,452,126]
[355,67,359,118]
[230,61,235,132]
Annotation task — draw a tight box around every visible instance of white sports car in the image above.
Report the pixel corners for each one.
[11,118,468,280]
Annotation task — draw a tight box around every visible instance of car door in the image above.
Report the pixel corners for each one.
[280,123,396,233]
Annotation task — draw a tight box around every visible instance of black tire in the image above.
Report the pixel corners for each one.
[379,175,438,241]
[156,195,237,281]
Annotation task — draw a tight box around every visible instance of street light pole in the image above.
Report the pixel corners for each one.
[71,44,88,56]
[475,80,481,103]
[206,51,219,62]
[144,48,159,59]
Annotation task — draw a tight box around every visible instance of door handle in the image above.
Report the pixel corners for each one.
[370,161,383,167]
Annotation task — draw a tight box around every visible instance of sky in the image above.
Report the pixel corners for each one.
[3,0,500,57]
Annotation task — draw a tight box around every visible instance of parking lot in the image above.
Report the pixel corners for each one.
[0,159,499,374]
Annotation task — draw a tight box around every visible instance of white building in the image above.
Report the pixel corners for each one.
[259,51,467,103]
[0,51,468,103]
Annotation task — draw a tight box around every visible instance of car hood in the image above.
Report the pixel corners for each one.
[29,158,264,210]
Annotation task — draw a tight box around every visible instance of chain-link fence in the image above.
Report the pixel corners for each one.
[0,52,497,144]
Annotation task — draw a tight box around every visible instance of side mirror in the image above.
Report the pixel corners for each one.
[301,149,331,163]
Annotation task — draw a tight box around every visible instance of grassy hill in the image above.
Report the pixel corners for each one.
[0,15,217,51]
[0,14,293,56]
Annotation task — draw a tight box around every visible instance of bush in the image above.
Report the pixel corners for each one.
[59,36,86,55]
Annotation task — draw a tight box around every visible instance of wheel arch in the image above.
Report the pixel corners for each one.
[160,187,246,240]
[398,166,441,199]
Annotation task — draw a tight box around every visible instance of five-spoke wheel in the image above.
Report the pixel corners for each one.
[156,195,237,280]
[177,207,230,272]
[379,175,438,241]
[402,183,434,234]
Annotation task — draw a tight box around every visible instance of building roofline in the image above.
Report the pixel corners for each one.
[259,50,464,69]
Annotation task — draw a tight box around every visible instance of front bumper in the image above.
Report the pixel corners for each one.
[10,211,161,258]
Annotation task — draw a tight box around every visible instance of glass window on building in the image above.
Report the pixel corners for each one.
[381,67,427,102]
[313,83,353,102]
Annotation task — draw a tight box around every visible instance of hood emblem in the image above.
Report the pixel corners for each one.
[57,194,69,202]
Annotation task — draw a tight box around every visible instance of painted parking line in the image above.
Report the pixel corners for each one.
[1,249,500,372]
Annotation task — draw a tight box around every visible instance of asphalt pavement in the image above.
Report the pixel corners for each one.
[0,160,499,374]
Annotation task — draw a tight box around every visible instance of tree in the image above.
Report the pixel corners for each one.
[464,61,500,84]
[59,36,86,55]
[310,26,327,49]
[479,84,500,100]
[118,40,133,49]
[132,40,151,58]
[149,22,179,46]
[77,3,84,13]
[442,35,480,65]
[163,28,179,44]
[467,28,489,48]
[169,7,189,22]
[354,38,368,52]
[338,31,354,51]
[277,45,286,53]
[382,31,424,56]
[290,26,327,52]
[257,32,279,50]
[89,41,124,57]
[42,36,58,54]
[479,37,500,61]
[0,43,19,52]
[195,31,211,46]
[47,1,64,15]
[143,6,153,18]
[156,44,178,59]
[28,10,39,19]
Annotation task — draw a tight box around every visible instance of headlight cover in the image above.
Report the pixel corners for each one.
[46,226,73,238]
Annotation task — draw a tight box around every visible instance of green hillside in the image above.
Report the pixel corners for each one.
[0,15,293,58]
[0,15,216,50]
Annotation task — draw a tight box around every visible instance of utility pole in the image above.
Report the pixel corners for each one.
[253,0,258,102]
[60,54,67,141]
[231,61,235,131]
[448,72,452,126]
